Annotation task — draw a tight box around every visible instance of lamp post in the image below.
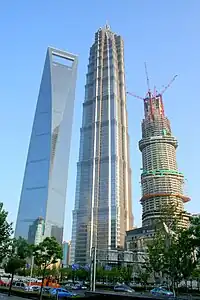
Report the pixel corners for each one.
[30,256,34,278]
[90,247,97,291]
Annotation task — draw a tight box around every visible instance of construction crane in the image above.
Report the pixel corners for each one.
[127,74,178,101]
[159,75,178,96]
[127,62,152,101]
[144,62,151,96]
[126,91,144,100]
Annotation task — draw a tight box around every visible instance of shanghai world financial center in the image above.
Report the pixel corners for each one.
[15,25,133,263]
[15,47,78,244]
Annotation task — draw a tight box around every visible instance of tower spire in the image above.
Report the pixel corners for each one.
[105,21,110,30]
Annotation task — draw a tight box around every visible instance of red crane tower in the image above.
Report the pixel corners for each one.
[127,64,178,120]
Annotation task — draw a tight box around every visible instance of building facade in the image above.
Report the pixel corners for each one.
[71,25,133,264]
[28,217,45,245]
[15,47,78,243]
[62,241,71,267]
[126,226,154,264]
[126,90,190,261]
[139,92,190,227]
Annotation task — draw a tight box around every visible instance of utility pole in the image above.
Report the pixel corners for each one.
[90,247,97,291]
[30,256,34,278]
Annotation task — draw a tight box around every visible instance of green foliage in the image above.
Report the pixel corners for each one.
[120,265,133,283]
[33,237,62,269]
[96,265,133,283]
[0,202,13,263]
[33,237,62,300]
[145,206,200,289]
[14,236,33,259]
[5,237,32,271]
[5,257,25,274]
[135,266,151,287]
[5,237,33,296]
[10,237,33,260]
[60,266,73,278]
[106,267,120,283]
[75,268,89,281]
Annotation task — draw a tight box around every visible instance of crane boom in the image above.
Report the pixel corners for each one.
[160,75,178,96]
[144,62,150,94]
[127,91,144,100]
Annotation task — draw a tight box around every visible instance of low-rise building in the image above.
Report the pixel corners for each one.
[125,226,155,264]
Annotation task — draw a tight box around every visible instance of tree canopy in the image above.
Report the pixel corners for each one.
[5,237,33,296]
[0,202,13,263]
[33,237,62,300]
[33,236,63,269]
[145,206,200,291]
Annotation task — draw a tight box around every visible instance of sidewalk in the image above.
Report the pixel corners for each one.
[0,295,29,300]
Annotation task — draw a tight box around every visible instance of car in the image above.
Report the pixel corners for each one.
[43,286,52,293]
[0,279,6,286]
[50,288,77,298]
[12,281,28,290]
[26,285,41,292]
[114,284,135,293]
[71,283,87,290]
[151,287,174,297]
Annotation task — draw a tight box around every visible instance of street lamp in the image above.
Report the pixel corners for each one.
[90,247,97,292]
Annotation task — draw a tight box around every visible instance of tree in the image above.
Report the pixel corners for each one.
[188,215,200,259]
[76,268,89,281]
[0,203,13,263]
[33,237,62,300]
[146,205,198,294]
[5,258,25,295]
[60,267,72,282]
[106,267,120,283]
[5,237,32,296]
[135,266,151,290]
[96,266,106,283]
[120,266,133,283]
[15,236,33,259]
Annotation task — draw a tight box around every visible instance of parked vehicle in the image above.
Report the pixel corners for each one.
[114,284,135,293]
[50,288,77,298]
[27,285,41,292]
[0,279,6,286]
[43,286,53,293]
[65,283,87,290]
[71,283,87,290]
[151,287,174,297]
[12,281,28,290]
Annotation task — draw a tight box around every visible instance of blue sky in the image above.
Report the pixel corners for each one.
[0,0,199,241]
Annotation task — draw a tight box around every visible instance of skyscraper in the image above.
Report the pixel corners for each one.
[15,47,78,243]
[139,91,190,227]
[62,241,71,266]
[126,88,190,259]
[71,25,133,264]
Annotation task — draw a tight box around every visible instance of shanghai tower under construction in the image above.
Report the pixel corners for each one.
[138,85,190,228]
[71,25,133,264]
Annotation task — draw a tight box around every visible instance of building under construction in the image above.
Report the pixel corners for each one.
[126,72,190,255]
[140,90,190,227]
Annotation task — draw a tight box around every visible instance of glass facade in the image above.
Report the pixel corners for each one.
[15,47,78,244]
[28,217,45,245]
[71,26,133,264]
[62,241,71,266]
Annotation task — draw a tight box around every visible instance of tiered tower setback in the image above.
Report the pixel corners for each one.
[71,25,133,264]
[139,91,190,227]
